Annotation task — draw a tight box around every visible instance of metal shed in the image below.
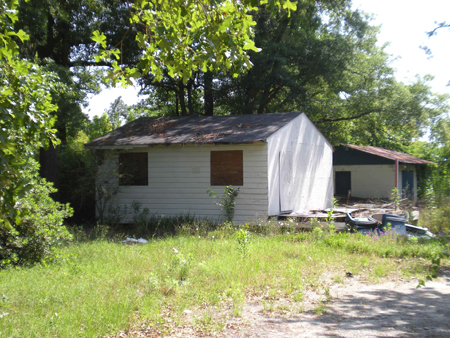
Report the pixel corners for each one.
[333,144,435,202]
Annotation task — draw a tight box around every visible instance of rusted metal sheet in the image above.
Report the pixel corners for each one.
[343,144,435,165]
[85,112,302,148]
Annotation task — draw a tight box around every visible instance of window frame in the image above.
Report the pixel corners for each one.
[118,152,149,186]
[210,150,243,186]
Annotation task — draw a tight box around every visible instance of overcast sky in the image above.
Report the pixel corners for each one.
[83,0,450,119]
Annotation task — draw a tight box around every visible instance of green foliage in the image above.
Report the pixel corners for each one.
[207,186,240,222]
[105,97,129,129]
[235,226,251,258]
[1,229,445,337]
[390,188,400,210]
[169,248,193,283]
[417,248,450,288]
[88,113,115,140]
[407,141,450,204]
[0,162,73,268]
[57,132,97,223]
[418,197,450,233]
[0,0,59,227]
[95,0,298,86]
[326,198,337,231]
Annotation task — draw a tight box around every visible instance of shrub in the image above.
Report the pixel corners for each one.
[419,196,450,233]
[0,164,73,268]
[57,135,97,223]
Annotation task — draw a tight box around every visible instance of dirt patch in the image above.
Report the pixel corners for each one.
[222,270,450,338]
[111,269,450,337]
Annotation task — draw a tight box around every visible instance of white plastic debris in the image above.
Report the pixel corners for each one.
[122,237,148,244]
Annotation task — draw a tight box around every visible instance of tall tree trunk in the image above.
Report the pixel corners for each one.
[187,81,194,115]
[178,86,187,116]
[204,71,214,116]
[39,142,60,200]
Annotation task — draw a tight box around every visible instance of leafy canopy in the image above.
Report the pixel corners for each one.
[93,0,298,84]
[0,0,59,228]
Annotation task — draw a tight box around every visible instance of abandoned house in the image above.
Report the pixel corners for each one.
[333,144,435,202]
[84,112,334,224]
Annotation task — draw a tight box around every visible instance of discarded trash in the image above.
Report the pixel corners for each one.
[346,212,434,238]
[122,237,148,244]
[405,224,434,239]
[346,213,378,234]
[381,214,406,235]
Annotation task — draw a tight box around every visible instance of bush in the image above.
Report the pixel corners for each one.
[0,164,73,268]
[57,134,96,223]
[419,196,450,234]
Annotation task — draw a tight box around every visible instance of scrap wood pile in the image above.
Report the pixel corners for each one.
[278,197,429,236]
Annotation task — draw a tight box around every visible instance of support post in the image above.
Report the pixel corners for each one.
[394,159,399,189]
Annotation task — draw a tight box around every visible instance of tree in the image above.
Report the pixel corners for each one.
[427,21,450,38]
[423,20,450,86]
[13,0,298,185]
[93,0,298,85]
[210,4,448,148]
[105,96,128,128]
[0,0,59,228]
[138,71,204,116]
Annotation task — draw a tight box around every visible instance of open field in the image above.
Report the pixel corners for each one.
[0,226,448,337]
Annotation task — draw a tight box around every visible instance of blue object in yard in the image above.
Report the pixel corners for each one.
[381,214,406,235]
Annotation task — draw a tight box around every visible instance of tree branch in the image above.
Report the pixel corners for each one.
[315,110,379,123]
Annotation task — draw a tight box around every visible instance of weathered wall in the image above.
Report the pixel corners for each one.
[267,114,333,215]
[97,143,268,224]
[333,164,394,199]
[333,164,418,201]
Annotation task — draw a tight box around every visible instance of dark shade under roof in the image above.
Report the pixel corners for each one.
[341,144,435,165]
[85,112,302,148]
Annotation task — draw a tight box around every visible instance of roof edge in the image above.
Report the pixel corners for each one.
[339,144,436,165]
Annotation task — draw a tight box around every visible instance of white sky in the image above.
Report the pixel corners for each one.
[352,0,450,95]
[83,0,450,119]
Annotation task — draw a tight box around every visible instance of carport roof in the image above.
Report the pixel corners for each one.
[342,144,435,165]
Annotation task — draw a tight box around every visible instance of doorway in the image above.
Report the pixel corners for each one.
[335,171,351,196]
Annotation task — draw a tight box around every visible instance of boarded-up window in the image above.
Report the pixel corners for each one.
[119,152,148,186]
[211,150,243,186]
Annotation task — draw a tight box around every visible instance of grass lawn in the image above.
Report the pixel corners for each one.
[0,227,447,337]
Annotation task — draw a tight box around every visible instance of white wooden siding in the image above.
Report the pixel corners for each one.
[98,143,268,224]
[267,114,333,215]
[334,164,395,199]
[333,164,418,201]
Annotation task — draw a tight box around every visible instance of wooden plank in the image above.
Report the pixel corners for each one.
[99,143,269,223]
[211,150,243,186]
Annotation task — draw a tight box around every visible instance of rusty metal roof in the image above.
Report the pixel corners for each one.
[343,144,435,165]
[85,112,302,148]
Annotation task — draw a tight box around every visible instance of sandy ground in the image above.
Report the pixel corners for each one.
[221,269,450,338]
[114,268,450,338]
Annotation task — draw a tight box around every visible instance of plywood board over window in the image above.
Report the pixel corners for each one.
[119,152,148,186]
[211,150,243,186]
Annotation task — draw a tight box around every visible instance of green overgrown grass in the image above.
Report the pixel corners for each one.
[419,196,450,234]
[0,222,448,337]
